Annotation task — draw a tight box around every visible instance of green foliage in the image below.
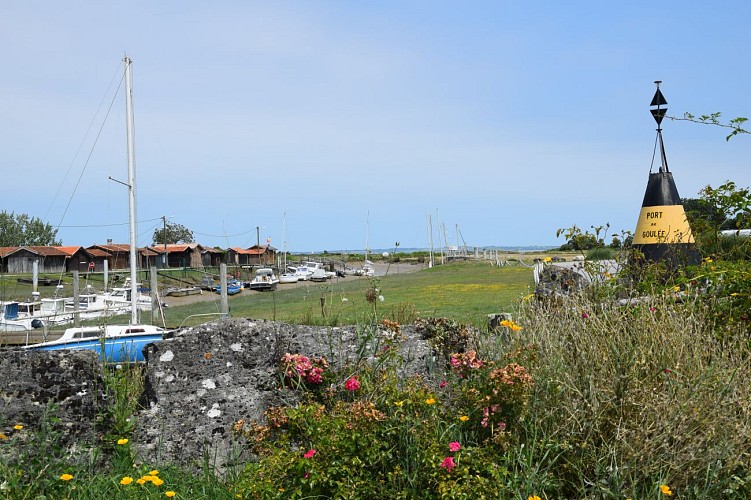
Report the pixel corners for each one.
[674,112,749,141]
[152,221,194,245]
[556,224,613,251]
[234,331,536,499]
[0,211,61,246]
[585,246,615,260]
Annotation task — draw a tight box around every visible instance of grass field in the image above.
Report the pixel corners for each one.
[160,260,536,328]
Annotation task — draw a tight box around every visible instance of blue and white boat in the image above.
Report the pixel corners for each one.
[215,280,243,295]
[24,324,167,363]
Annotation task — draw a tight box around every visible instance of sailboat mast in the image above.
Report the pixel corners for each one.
[124,55,139,325]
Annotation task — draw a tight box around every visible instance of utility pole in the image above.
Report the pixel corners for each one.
[162,215,168,268]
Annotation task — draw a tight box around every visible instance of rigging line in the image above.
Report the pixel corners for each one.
[649,131,659,174]
[56,216,163,228]
[44,62,123,221]
[193,227,258,238]
[55,71,125,233]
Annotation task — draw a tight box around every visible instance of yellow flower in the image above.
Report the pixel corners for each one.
[120,476,134,485]
[152,477,165,486]
[459,415,469,422]
[425,398,436,405]
[13,425,23,431]
[394,400,404,407]
[59,473,73,481]
[543,257,552,262]
[703,256,713,263]
[731,292,740,297]
[137,478,147,485]
[529,496,542,500]
[149,469,160,476]
[660,484,673,495]
[0,433,7,440]
[117,438,129,445]
[165,492,176,498]
[673,286,680,292]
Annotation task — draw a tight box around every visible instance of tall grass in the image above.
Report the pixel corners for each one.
[507,291,751,497]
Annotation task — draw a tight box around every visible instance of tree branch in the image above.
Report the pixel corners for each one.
[668,112,749,141]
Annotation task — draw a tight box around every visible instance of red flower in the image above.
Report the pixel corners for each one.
[439,456,456,472]
[303,449,316,459]
[344,377,361,392]
[449,441,461,452]
[581,312,589,319]
[439,380,448,389]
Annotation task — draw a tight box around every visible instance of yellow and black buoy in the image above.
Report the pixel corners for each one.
[632,82,699,265]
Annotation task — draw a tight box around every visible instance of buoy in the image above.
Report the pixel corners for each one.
[632,82,699,265]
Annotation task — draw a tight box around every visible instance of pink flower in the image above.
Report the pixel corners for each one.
[303,449,316,459]
[439,380,448,389]
[581,312,589,319]
[449,441,461,452]
[344,376,360,392]
[450,356,461,368]
[439,456,456,472]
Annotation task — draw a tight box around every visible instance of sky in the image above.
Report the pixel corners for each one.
[1,1,749,253]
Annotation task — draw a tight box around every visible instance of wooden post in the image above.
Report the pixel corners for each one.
[150,266,159,325]
[220,263,229,316]
[72,271,80,328]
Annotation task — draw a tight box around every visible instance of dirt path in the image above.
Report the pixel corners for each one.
[163,261,426,308]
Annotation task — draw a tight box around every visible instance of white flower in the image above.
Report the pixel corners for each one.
[341,297,349,303]
[378,295,384,302]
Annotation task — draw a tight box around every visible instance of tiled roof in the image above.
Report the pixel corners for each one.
[55,246,84,256]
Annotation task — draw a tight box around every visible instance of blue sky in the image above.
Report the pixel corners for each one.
[1,1,749,252]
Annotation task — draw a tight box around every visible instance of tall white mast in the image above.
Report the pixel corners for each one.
[124,55,139,325]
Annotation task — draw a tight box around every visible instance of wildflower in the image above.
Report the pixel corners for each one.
[165,492,176,498]
[303,449,317,459]
[13,425,23,431]
[673,286,680,292]
[137,478,147,485]
[341,297,348,303]
[731,292,740,297]
[394,400,404,407]
[459,415,469,422]
[152,477,165,486]
[117,438,129,445]
[581,312,589,319]
[439,380,448,388]
[378,295,384,302]
[449,441,461,452]
[425,398,436,405]
[439,456,456,472]
[60,473,73,481]
[0,433,7,440]
[660,484,673,496]
[543,257,551,262]
[149,470,160,476]
[120,476,134,485]
[344,376,360,391]
[529,496,542,500]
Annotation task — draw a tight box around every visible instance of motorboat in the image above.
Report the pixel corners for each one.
[249,268,279,291]
[278,269,299,284]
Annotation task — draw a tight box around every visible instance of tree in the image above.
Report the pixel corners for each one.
[152,222,194,245]
[0,211,61,246]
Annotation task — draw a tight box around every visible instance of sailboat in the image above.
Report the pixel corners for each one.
[25,56,169,363]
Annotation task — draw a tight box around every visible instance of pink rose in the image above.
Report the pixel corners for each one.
[439,456,456,472]
[344,377,361,392]
[449,441,461,452]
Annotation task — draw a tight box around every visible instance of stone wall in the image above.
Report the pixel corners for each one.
[0,318,441,473]
[0,349,109,463]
